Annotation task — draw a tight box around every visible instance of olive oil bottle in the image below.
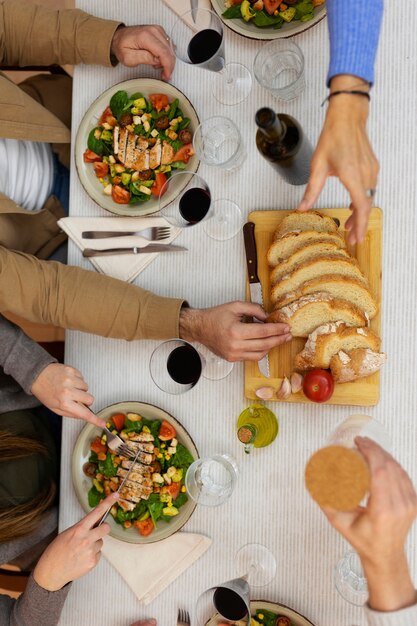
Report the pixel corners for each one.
[255,107,312,185]
[237,404,279,454]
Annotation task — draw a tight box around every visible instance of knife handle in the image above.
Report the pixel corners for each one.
[243,222,260,284]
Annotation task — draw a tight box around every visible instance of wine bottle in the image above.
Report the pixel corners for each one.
[255,107,313,185]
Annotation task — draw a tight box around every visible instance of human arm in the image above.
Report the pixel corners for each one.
[322,438,417,616]
[298,0,383,245]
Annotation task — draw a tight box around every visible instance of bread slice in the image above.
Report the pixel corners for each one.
[274,274,378,320]
[274,210,339,240]
[330,348,386,383]
[294,323,381,370]
[268,293,367,337]
[270,243,350,285]
[271,256,367,304]
[267,231,346,266]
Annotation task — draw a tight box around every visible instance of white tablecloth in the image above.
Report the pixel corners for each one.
[59,2,417,625]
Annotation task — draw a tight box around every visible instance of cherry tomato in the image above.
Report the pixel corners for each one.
[99,106,117,128]
[263,0,281,14]
[111,184,131,204]
[161,483,181,500]
[111,413,126,431]
[90,436,107,455]
[151,172,167,197]
[149,93,169,112]
[83,149,102,163]
[159,420,177,441]
[135,518,154,536]
[93,161,109,178]
[172,143,194,163]
[303,369,335,403]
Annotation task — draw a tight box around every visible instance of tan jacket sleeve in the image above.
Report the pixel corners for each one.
[0,247,184,341]
[0,0,121,67]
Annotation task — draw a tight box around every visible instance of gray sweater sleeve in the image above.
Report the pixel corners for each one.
[0,575,71,626]
[365,600,417,626]
[0,314,56,394]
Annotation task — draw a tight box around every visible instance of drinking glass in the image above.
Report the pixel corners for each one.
[334,551,368,606]
[170,8,252,106]
[159,171,212,229]
[326,414,391,451]
[253,40,305,101]
[193,116,247,171]
[185,454,238,507]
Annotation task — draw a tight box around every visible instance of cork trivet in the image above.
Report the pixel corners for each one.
[305,445,370,511]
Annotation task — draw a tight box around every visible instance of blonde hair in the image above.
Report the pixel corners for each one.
[0,431,56,543]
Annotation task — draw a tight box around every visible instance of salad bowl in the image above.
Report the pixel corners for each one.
[205,599,315,625]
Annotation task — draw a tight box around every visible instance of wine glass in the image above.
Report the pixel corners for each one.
[185,454,238,507]
[159,171,242,240]
[334,550,368,606]
[170,8,252,106]
[149,339,233,395]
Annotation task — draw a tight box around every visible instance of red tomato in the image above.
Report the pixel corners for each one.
[162,483,181,500]
[303,369,335,403]
[83,149,102,163]
[149,93,169,112]
[93,161,109,178]
[151,172,168,197]
[111,413,126,431]
[90,436,107,455]
[111,185,131,204]
[135,518,154,536]
[172,143,194,163]
[264,0,281,14]
[99,106,117,128]
[159,420,177,441]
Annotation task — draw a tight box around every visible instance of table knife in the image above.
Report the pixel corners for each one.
[83,244,187,257]
[190,0,198,23]
[243,221,270,378]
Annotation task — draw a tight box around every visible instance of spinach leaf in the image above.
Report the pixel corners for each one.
[98,453,117,477]
[170,161,187,170]
[174,492,188,508]
[295,1,314,18]
[168,98,179,120]
[222,5,242,18]
[88,485,105,508]
[87,128,112,156]
[89,451,98,463]
[253,10,283,27]
[170,139,183,153]
[178,117,191,130]
[170,443,194,470]
[255,609,278,626]
[123,417,144,432]
[148,500,164,526]
[109,90,129,119]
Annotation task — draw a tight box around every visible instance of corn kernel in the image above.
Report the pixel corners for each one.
[274,9,279,14]
[258,614,264,620]
[106,422,112,428]
[165,454,171,460]
[160,443,166,449]
[181,485,186,493]
[157,453,163,459]
[99,177,103,183]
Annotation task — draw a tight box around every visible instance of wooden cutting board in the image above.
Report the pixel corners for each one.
[244,208,383,406]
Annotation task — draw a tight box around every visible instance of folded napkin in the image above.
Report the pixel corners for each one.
[58,216,181,283]
[102,532,211,605]
[163,0,212,31]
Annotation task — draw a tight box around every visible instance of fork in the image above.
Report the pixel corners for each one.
[81,226,172,241]
[177,609,191,626]
[103,426,136,459]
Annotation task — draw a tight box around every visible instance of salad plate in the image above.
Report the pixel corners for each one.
[205,599,315,625]
[72,400,199,544]
[75,78,199,216]
[210,0,326,40]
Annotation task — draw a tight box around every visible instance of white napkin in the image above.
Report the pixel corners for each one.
[58,217,181,283]
[102,532,211,605]
[163,0,212,31]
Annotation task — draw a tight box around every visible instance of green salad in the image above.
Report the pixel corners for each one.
[222,0,324,30]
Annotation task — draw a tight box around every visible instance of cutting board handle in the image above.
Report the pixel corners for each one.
[243,222,260,284]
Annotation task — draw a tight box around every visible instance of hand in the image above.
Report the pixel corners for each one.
[323,437,417,611]
[130,620,157,626]
[179,302,291,362]
[298,76,378,245]
[31,363,105,428]
[33,493,119,592]
[111,25,175,81]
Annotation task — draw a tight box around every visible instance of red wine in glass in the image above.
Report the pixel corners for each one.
[166,345,202,386]
[187,29,223,65]
[178,188,211,225]
[213,587,248,621]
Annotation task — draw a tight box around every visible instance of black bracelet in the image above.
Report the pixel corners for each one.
[321,90,371,107]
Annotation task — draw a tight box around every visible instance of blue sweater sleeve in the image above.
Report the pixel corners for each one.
[326,0,384,85]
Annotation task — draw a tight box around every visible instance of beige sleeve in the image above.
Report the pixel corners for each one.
[0,247,184,341]
[0,0,121,67]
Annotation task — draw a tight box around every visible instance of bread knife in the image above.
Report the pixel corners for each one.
[243,222,270,378]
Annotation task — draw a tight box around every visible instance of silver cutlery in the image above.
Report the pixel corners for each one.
[103,426,135,459]
[83,244,187,257]
[82,226,172,241]
[177,609,191,626]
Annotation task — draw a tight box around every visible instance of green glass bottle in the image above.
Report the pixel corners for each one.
[237,404,279,454]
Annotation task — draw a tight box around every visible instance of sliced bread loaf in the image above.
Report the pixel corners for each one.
[270,243,350,285]
[274,210,339,239]
[268,293,367,337]
[273,274,378,319]
[330,348,386,383]
[270,256,368,304]
[294,323,381,370]
[267,231,346,266]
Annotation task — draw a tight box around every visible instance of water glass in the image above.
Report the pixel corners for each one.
[326,414,391,451]
[185,454,238,506]
[254,40,305,101]
[334,551,368,606]
[193,116,247,171]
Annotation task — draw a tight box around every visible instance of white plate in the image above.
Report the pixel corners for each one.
[75,79,200,216]
[210,0,326,40]
[206,599,315,625]
[72,400,199,544]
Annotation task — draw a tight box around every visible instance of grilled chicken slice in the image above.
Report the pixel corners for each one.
[137,136,149,151]
[121,459,153,473]
[131,148,150,171]
[161,140,174,165]
[124,479,153,494]
[127,432,154,443]
[124,133,138,168]
[119,436,154,453]
[117,128,128,163]
[120,484,152,503]
[117,467,152,486]
[113,126,120,155]
[118,498,136,512]
[149,139,162,169]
